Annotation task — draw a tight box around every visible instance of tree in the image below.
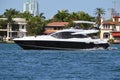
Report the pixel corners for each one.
[69,12,79,21]
[95,8,105,26]
[4,8,19,18]
[3,8,20,28]
[38,13,46,21]
[77,11,93,21]
[0,20,8,37]
[0,14,3,18]
[27,14,46,35]
[17,11,32,21]
[0,20,7,29]
[68,11,95,29]
[52,10,70,22]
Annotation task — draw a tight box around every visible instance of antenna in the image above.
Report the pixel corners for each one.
[108,8,115,17]
[113,0,117,16]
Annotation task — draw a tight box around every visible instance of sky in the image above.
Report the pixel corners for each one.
[0,0,120,20]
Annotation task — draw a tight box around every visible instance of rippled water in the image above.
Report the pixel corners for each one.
[0,43,120,80]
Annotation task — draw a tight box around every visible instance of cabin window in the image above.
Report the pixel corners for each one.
[51,32,74,39]
[51,32,88,39]
[72,34,88,38]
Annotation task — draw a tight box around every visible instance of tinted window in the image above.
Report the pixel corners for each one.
[51,32,74,39]
[72,34,88,38]
[51,32,88,39]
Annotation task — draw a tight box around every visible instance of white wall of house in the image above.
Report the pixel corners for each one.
[100,24,113,40]
[18,23,27,38]
[115,25,120,31]
[0,18,27,41]
[113,18,120,22]
[100,29,113,39]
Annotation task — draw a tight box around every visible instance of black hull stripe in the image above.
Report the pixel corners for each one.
[19,44,91,50]
[14,40,109,50]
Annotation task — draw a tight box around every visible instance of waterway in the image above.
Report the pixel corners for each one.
[0,43,120,80]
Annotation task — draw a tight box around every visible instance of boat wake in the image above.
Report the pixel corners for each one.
[78,47,118,51]
[107,47,118,50]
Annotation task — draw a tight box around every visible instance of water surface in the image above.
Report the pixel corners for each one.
[0,44,120,80]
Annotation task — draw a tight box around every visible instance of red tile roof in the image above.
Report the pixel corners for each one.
[43,30,58,34]
[102,21,119,25]
[46,22,69,27]
[103,21,116,24]
[113,16,120,18]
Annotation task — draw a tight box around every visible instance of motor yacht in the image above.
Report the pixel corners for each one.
[13,28,109,50]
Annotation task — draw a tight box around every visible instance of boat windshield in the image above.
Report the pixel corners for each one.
[51,32,88,39]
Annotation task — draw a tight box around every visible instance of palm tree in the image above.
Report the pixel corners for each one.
[0,20,7,29]
[77,11,93,21]
[69,12,79,20]
[95,8,105,26]
[53,9,70,22]
[4,8,19,18]
[17,11,32,21]
[39,13,46,20]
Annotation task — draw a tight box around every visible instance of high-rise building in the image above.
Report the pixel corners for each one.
[23,0,39,16]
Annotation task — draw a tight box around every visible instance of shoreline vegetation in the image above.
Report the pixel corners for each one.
[0,40,14,44]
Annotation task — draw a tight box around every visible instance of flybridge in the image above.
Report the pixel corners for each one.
[73,21,96,24]
[71,29,99,35]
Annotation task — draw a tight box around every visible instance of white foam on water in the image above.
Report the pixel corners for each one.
[77,47,118,51]
[107,47,118,50]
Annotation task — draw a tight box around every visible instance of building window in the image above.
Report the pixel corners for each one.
[103,25,110,29]
[107,25,110,29]
[22,25,24,29]
[54,27,57,30]
[115,18,118,22]
[112,26,116,31]
[103,32,110,38]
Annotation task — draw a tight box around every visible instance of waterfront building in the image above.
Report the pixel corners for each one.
[44,22,69,34]
[100,16,120,43]
[23,0,39,16]
[0,18,27,41]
